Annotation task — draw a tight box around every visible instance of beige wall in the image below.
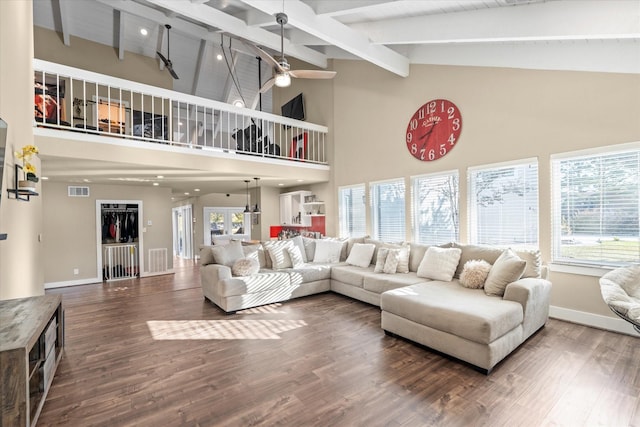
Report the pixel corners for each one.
[0,0,44,299]
[331,59,640,318]
[42,182,173,284]
[34,26,173,90]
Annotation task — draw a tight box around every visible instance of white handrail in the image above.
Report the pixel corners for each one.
[33,59,328,164]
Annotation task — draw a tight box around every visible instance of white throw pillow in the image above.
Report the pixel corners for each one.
[267,245,293,269]
[484,249,527,297]
[383,249,401,274]
[231,258,260,276]
[416,246,462,281]
[374,248,389,273]
[346,243,375,268]
[459,259,492,289]
[289,235,308,263]
[287,246,305,268]
[262,240,294,269]
[313,240,343,263]
[210,240,244,267]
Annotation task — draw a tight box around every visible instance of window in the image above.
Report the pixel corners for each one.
[370,179,405,242]
[203,207,248,245]
[338,185,366,238]
[552,144,640,267]
[412,171,459,245]
[468,159,539,248]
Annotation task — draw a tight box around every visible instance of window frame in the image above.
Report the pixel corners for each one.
[467,157,539,249]
[411,170,460,245]
[370,177,406,242]
[551,142,640,269]
[338,184,367,238]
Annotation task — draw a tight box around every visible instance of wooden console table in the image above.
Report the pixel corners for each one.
[0,294,64,426]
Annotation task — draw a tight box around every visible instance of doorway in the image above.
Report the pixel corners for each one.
[172,205,193,259]
[203,207,249,245]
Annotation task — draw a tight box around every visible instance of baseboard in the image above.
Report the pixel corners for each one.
[549,305,638,336]
[45,277,101,289]
[140,269,175,278]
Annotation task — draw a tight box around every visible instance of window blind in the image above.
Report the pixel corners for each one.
[371,179,405,242]
[468,159,539,249]
[413,171,459,245]
[338,185,367,238]
[552,146,640,267]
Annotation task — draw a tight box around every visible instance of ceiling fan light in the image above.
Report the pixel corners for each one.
[274,72,291,87]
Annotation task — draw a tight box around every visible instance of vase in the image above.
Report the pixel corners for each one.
[18,180,36,192]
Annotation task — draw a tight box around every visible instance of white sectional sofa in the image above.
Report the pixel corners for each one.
[199,236,551,373]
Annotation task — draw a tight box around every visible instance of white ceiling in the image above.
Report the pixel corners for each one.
[30,0,640,196]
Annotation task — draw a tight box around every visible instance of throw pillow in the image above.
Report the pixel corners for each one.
[322,237,349,261]
[231,258,260,276]
[302,237,316,262]
[267,245,293,270]
[313,239,344,263]
[459,259,492,289]
[383,249,401,274]
[287,246,305,268]
[374,248,389,273]
[484,249,527,297]
[396,243,410,273]
[346,243,376,268]
[210,240,244,267]
[241,244,266,268]
[289,235,308,263]
[416,246,462,281]
[262,240,294,269]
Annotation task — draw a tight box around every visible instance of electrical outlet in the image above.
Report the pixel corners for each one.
[73,268,79,275]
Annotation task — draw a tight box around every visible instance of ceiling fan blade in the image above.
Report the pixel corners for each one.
[166,64,179,80]
[259,77,275,93]
[156,51,170,67]
[245,43,285,72]
[289,70,337,80]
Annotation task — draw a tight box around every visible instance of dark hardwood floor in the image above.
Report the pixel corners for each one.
[39,259,640,427]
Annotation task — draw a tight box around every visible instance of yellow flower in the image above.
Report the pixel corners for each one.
[24,163,36,174]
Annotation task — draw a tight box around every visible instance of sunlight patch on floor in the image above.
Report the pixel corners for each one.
[237,303,286,314]
[146,319,307,340]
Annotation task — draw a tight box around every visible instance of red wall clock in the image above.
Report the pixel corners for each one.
[405,99,462,161]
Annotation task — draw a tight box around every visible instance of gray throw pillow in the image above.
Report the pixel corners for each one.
[484,249,526,296]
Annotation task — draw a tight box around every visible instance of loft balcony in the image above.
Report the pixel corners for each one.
[32,60,329,167]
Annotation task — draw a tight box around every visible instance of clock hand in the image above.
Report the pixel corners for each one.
[419,122,438,152]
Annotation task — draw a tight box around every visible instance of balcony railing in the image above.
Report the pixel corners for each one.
[33,59,328,165]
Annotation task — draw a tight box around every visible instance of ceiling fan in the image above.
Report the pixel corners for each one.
[250,12,336,93]
[156,24,179,80]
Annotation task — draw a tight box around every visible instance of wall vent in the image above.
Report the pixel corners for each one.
[68,186,90,197]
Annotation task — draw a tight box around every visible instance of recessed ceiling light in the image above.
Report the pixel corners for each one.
[41,176,49,180]
[139,28,148,36]
[157,175,164,179]
[233,99,244,108]
[216,53,223,61]
[184,192,189,195]
[83,179,91,183]
[194,188,200,192]
[297,179,304,182]
[278,183,284,186]
[153,182,159,186]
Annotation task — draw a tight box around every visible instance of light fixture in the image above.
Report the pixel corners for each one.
[274,71,291,88]
[153,182,159,186]
[252,177,261,214]
[243,180,251,213]
[139,28,148,36]
[216,53,223,61]
[194,188,200,192]
[233,99,245,108]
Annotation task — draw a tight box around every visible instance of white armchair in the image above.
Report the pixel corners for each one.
[599,265,640,333]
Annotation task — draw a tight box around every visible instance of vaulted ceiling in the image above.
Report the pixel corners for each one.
[33,0,640,115]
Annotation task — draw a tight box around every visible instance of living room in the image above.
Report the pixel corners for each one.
[1,1,639,425]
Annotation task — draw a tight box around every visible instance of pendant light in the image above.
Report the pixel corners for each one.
[243,180,251,213]
[252,177,261,214]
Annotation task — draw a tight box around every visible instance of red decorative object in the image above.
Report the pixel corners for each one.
[290,132,308,160]
[405,99,462,161]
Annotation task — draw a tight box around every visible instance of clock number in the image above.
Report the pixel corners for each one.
[448,107,455,119]
[440,144,447,156]
[452,118,460,131]
[418,108,425,120]
[409,118,418,130]
[420,148,426,160]
[429,149,435,161]
[448,133,456,145]
[410,143,417,154]
[406,132,413,143]
[426,101,437,114]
